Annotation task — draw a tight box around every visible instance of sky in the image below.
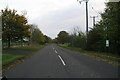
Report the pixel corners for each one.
[0,0,107,39]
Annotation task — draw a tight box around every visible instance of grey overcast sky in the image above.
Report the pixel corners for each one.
[0,0,107,39]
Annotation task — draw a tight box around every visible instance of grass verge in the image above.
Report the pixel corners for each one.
[2,54,25,66]
[0,54,26,73]
[2,44,48,72]
[58,44,120,66]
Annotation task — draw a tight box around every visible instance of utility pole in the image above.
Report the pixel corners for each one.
[77,0,89,35]
[90,16,98,27]
[86,1,88,35]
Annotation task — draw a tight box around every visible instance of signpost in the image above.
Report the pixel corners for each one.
[106,40,109,47]
[106,40,109,53]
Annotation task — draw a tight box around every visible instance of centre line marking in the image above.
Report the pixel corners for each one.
[58,55,66,66]
[55,50,57,53]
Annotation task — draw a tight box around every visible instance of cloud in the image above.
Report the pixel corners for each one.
[31,6,86,38]
[0,0,106,39]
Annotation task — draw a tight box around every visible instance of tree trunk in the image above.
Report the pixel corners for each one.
[8,36,11,48]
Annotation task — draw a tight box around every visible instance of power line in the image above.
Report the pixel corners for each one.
[89,4,101,15]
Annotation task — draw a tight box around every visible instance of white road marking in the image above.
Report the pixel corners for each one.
[55,50,57,53]
[58,55,66,66]
[53,48,54,50]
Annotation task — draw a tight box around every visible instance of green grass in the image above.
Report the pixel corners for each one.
[2,54,25,66]
[2,45,46,65]
[2,44,49,71]
[58,44,120,66]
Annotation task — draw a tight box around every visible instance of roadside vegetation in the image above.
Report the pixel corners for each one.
[1,1,119,72]
[2,54,24,66]
[1,7,52,71]
[2,44,47,72]
[53,2,120,66]
[58,44,120,66]
[2,8,52,48]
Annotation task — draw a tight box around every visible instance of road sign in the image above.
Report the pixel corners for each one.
[106,40,109,47]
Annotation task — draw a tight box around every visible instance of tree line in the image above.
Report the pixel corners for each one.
[55,2,120,55]
[87,2,120,54]
[1,2,119,55]
[1,8,52,48]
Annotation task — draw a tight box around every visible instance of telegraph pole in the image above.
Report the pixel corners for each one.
[86,1,88,35]
[77,0,89,35]
[90,16,98,27]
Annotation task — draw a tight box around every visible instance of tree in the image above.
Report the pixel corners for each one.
[2,8,31,47]
[69,27,86,49]
[86,2,120,54]
[44,35,52,43]
[52,38,58,43]
[57,31,69,44]
[31,28,45,44]
[74,32,86,49]
[86,26,104,52]
[101,2,120,54]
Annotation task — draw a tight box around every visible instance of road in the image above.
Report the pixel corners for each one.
[4,44,118,78]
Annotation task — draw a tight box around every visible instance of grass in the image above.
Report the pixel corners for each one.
[2,44,47,64]
[58,44,120,66]
[2,44,49,72]
[2,54,25,66]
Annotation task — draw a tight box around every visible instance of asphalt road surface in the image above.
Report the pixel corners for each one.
[4,44,118,78]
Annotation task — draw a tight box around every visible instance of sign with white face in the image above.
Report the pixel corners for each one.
[106,40,109,47]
